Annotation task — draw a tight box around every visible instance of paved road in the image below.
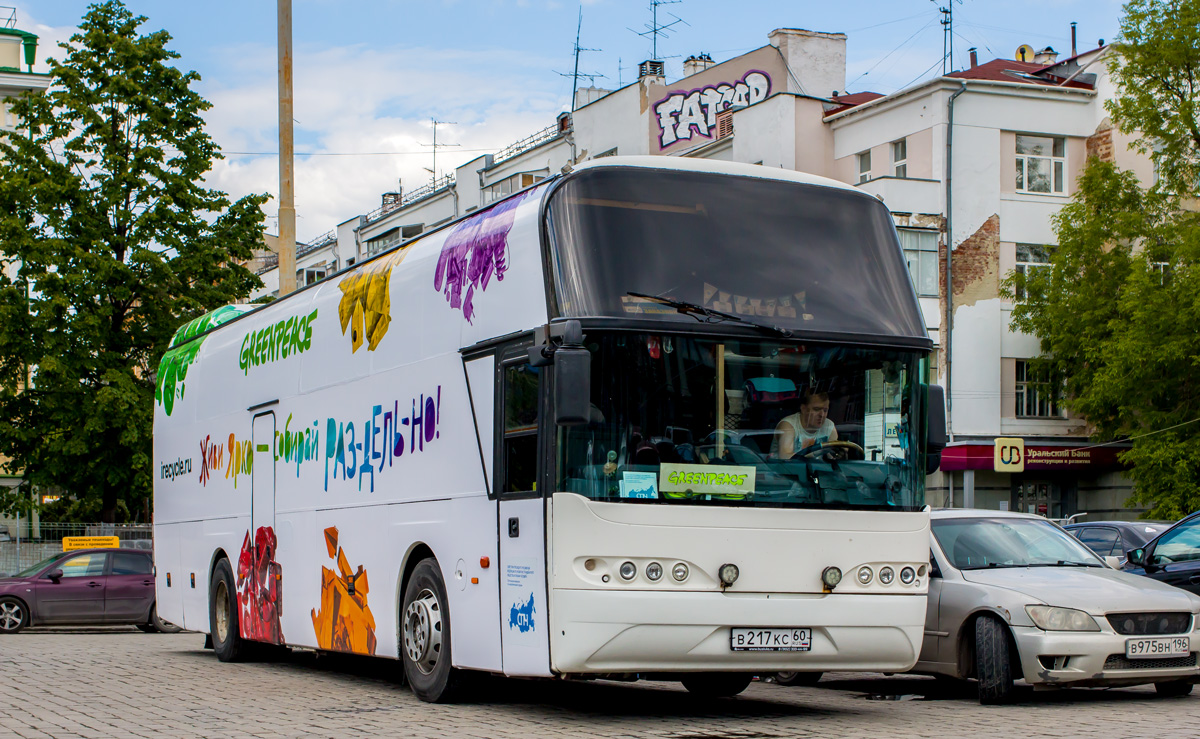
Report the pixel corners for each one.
[2,628,1199,738]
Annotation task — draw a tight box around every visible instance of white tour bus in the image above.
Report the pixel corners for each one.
[153,157,945,702]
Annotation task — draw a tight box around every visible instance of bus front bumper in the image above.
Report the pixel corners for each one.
[548,589,925,674]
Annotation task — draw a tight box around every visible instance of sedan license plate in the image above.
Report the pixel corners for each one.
[730,628,812,652]
[1126,636,1190,659]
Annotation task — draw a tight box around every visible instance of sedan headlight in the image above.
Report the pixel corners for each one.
[1025,605,1100,632]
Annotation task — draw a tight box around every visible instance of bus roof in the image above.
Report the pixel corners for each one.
[572,156,864,196]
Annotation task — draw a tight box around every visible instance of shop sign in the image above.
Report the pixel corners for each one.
[994,437,1025,473]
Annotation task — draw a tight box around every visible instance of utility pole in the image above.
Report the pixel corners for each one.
[277,0,297,296]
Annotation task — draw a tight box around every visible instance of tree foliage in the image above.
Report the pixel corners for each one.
[1006,0,1200,518]
[0,1,266,522]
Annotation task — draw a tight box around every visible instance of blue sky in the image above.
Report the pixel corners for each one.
[17,0,1127,240]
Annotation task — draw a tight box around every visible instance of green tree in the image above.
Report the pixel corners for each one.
[0,1,266,522]
[1007,0,1200,518]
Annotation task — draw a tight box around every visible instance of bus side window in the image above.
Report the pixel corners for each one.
[503,362,540,494]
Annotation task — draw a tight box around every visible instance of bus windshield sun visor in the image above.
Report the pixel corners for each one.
[545,168,927,341]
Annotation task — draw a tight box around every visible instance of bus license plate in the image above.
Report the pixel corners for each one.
[731,628,812,652]
[1126,636,1190,659]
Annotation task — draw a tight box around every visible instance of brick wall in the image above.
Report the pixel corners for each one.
[1086,124,1114,162]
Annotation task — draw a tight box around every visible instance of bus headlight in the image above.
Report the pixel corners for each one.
[718,563,739,587]
[857,566,873,584]
[619,561,637,580]
[879,566,895,585]
[672,562,689,581]
[900,567,916,584]
[822,566,842,589]
[646,562,663,581]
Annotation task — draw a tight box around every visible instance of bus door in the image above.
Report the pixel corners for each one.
[496,352,552,676]
[250,411,283,644]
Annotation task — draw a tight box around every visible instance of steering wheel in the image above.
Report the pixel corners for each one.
[799,441,866,461]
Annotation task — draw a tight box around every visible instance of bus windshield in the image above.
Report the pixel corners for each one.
[556,334,926,511]
[545,166,926,341]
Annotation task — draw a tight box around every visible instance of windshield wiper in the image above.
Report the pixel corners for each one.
[626,292,793,338]
[1028,561,1103,568]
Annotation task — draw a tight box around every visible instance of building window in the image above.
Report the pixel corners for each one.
[897,228,938,297]
[484,172,546,203]
[298,266,327,286]
[892,139,907,178]
[857,151,871,183]
[1015,134,1066,194]
[1014,243,1053,299]
[1015,360,1063,418]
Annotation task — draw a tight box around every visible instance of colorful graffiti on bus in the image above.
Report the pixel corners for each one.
[156,305,251,416]
[312,526,377,655]
[338,250,408,353]
[433,190,532,324]
[323,386,442,493]
[236,526,284,645]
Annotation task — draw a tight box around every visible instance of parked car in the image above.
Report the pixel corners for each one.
[1064,520,1172,564]
[0,548,180,634]
[1124,510,1200,597]
[916,509,1200,703]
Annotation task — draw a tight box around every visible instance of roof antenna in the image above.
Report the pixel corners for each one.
[421,119,459,184]
[556,7,604,111]
[629,0,689,64]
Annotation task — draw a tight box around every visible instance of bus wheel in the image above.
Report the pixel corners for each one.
[680,673,753,698]
[401,558,461,702]
[209,558,248,662]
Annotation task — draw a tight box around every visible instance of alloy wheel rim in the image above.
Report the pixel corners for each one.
[214,580,229,643]
[402,588,443,675]
[0,602,22,631]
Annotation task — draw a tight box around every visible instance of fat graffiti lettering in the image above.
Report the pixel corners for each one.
[324,386,442,493]
[238,309,318,375]
[654,70,771,148]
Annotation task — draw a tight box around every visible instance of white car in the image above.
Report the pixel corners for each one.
[917,509,1200,703]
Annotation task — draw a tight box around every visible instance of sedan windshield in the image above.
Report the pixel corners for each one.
[934,518,1104,570]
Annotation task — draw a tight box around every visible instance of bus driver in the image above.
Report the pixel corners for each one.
[771,391,838,459]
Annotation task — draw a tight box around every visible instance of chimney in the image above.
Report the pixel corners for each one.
[1070,22,1077,57]
[682,53,715,77]
[638,59,665,79]
[969,47,978,68]
[767,28,847,98]
[1033,46,1058,65]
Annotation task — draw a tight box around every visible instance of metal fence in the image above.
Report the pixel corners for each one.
[0,523,152,577]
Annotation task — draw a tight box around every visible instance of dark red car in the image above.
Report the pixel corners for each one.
[0,548,179,634]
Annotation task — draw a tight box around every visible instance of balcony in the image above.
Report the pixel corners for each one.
[856,176,941,215]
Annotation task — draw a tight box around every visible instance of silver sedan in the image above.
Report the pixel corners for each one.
[917,509,1200,703]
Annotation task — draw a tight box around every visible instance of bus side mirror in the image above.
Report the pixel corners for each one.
[925,384,946,475]
[553,321,591,426]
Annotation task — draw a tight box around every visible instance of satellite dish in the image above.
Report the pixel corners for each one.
[1015,44,1035,63]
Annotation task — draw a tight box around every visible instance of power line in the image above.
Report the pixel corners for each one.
[220,148,499,157]
[1075,418,1200,452]
[845,17,938,91]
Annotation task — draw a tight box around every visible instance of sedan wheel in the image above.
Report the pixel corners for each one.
[975,615,1016,704]
[1155,680,1194,697]
[0,597,28,634]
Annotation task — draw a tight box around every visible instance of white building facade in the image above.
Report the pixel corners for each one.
[261,29,1151,519]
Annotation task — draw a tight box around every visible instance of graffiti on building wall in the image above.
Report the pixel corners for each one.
[654,70,771,149]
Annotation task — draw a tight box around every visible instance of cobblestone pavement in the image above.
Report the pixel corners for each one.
[3,629,1199,739]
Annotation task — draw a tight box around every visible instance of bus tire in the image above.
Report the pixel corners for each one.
[209,558,248,662]
[680,673,753,698]
[975,615,1016,704]
[401,558,461,702]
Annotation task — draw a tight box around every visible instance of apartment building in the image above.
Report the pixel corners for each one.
[0,18,49,532]
[260,27,1153,519]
